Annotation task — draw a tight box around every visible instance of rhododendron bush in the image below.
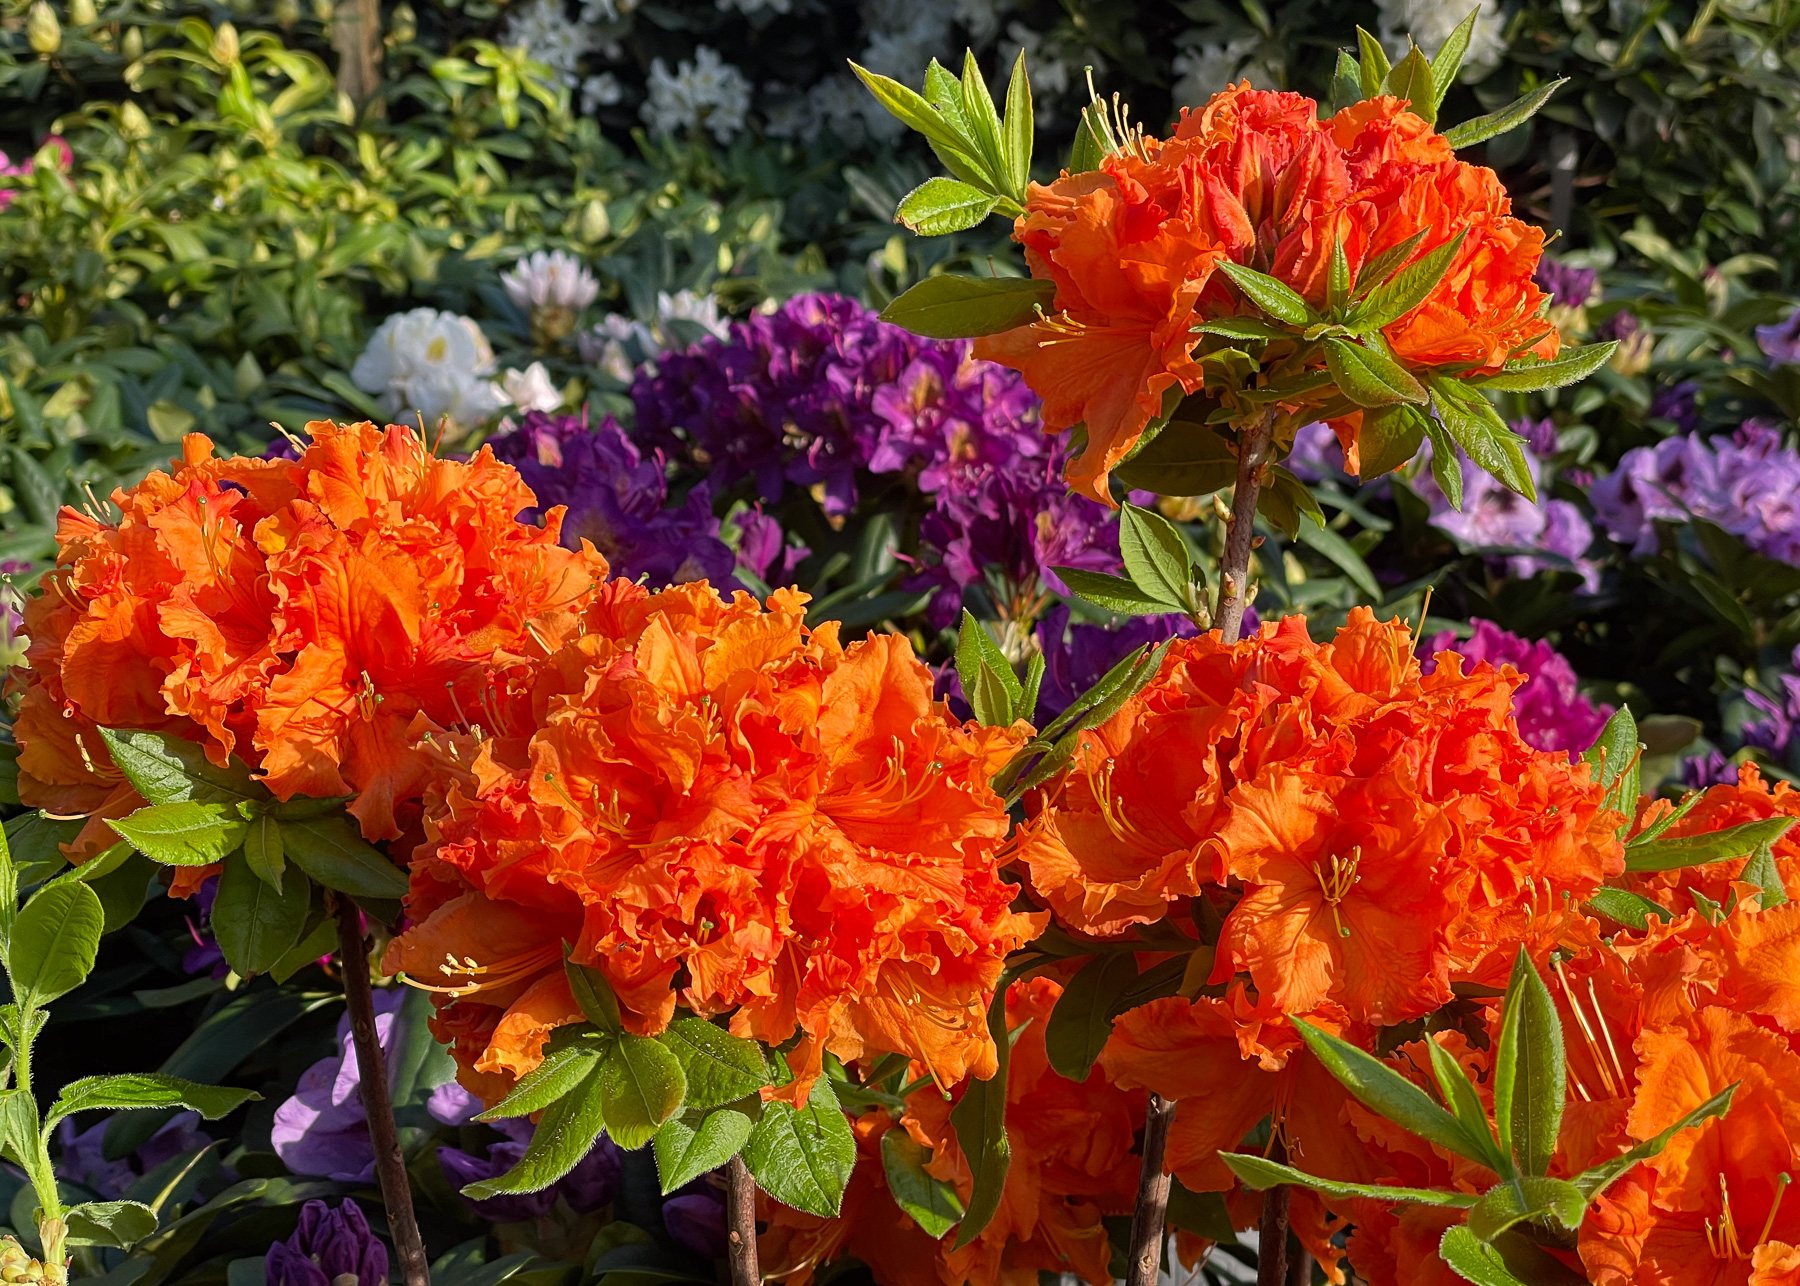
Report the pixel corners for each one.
[5,12,1800,1286]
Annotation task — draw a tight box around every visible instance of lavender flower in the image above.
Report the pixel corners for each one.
[1422,620,1613,755]
[1534,259,1600,309]
[1757,305,1800,366]
[1415,440,1602,591]
[662,1186,727,1258]
[729,507,809,585]
[270,991,406,1182]
[1033,606,1200,723]
[266,1200,388,1286]
[1590,421,1800,565]
[56,1112,211,1200]
[1681,750,1737,790]
[430,1082,622,1223]
[1649,380,1701,433]
[1283,421,1348,483]
[485,412,736,587]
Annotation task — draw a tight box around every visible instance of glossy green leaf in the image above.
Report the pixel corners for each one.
[1466,1176,1586,1243]
[949,992,1011,1246]
[1583,887,1674,930]
[881,1129,965,1239]
[742,1076,857,1218]
[1423,407,1465,510]
[959,50,1007,192]
[243,812,285,893]
[1423,1037,1504,1173]
[1218,260,1316,326]
[1296,515,1381,599]
[1355,403,1430,479]
[1354,229,1431,301]
[1119,502,1195,610]
[1474,342,1619,392]
[1068,100,1109,173]
[65,1200,158,1250]
[654,1105,754,1194]
[95,728,265,807]
[108,801,247,868]
[11,879,104,1005]
[1623,817,1793,872]
[1328,229,1353,311]
[1220,1152,1477,1208]
[1492,951,1565,1177]
[600,1033,688,1150]
[1573,1084,1737,1200]
[1385,46,1437,124]
[877,275,1056,339]
[1112,415,1239,497]
[1742,843,1790,909]
[1429,9,1481,108]
[1353,231,1469,334]
[1043,953,1138,1083]
[1051,569,1177,617]
[896,177,999,236]
[1329,49,1363,113]
[464,1064,608,1198]
[1325,338,1428,407]
[1429,377,1537,501]
[657,1017,769,1110]
[847,61,973,160]
[1000,49,1031,201]
[1584,706,1642,833]
[480,1035,608,1122]
[212,852,311,977]
[1443,79,1569,149]
[278,814,407,898]
[1293,1018,1499,1169]
[1356,27,1390,99]
[1196,316,1295,341]
[49,1074,257,1129]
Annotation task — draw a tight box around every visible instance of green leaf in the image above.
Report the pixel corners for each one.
[1119,503,1195,611]
[1292,1018,1500,1170]
[1353,229,1431,301]
[1328,229,1353,312]
[1423,1037,1504,1173]
[1466,1176,1586,1243]
[566,956,624,1035]
[1166,1180,1237,1241]
[1356,28,1391,99]
[1219,1152,1478,1208]
[1438,1226,1534,1286]
[1329,50,1363,113]
[0,1089,39,1168]
[1020,652,1045,725]
[1384,46,1438,124]
[1258,465,1328,540]
[1742,843,1790,909]
[742,1076,857,1218]
[479,1035,608,1121]
[896,178,999,236]
[877,276,1057,339]
[11,879,104,1005]
[243,813,285,893]
[959,50,1008,193]
[600,1033,688,1150]
[65,1200,158,1250]
[1352,231,1469,334]
[108,801,248,868]
[957,609,1024,727]
[463,1064,608,1199]
[1043,953,1139,1083]
[1355,403,1429,479]
[1474,343,1618,393]
[49,1074,257,1129]
[1111,416,1240,497]
[1296,515,1381,599]
[1325,338,1428,407]
[657,1018,770,1111]
[1623,817,1794,872]
[0,810,16,961]
[1000,49,1031,201]
[278,814,407,898]
[95,729,266,807]
[212,851,311,977]
[654,1105,754,1194]
[881,1129,965,1239]
[1423,415,1464,510]
[269,914,338,984]
[1429,9,1480,108]
[1196,316,1296,342]
[1573,1084,1737,1200]
[1443,79,1568,149]
[1218,261,1316,326]
[1492,951,1564,1177]
[1068,101,1108,173]
[1583,887,1674,931]
[1584,707,1641,835]
[847,61,975,161]
[1429,377,1536,501]
[949,993,1011,1247]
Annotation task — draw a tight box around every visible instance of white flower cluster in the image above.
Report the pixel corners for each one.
[501,249,600,313]
[1171,38,1281,107]
[579,0,639,19]
[716,0,791,12]
[501,0,595,89]
[1376,0,1508,81]
[578,290,730,382]
[352,309,506,432]
[640,46,753,144]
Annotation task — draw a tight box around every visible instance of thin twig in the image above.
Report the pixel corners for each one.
[1216,409,1277,646]
[1125,1092,1178,1286]
[333,893,430,1286]
[726,1153,759,1286]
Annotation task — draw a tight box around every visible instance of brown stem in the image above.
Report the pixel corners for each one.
[333,893,430,1286]
[1288,1246,1313,1286]
[726,1153,759,1286]
[1125,1091,1177,1286]
[1216,410,1277,646]
[1256,1136,1292,1286]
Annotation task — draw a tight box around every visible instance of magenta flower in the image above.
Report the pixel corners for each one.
[1422,619,1613,755]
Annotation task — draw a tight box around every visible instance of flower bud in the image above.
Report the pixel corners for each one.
[210,21,239,65]
[27,3,61,56]
[69,0,97,25]
[121,24,142,60]
[119,100,151,141]
[578,197,610,243]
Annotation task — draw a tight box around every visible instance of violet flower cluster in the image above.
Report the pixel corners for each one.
[266,1200,389,1286]
[1589,420,1800,565]
[1758,305,1800,366]
[1534,259,1599,309]
[426,1081,622,1224]
[56,1112,212,1200]
[271,990,406,1183]
[1421,620,1614,755]
[1032,606,1201,722]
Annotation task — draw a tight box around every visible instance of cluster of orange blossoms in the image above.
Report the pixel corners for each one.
[974,85,1558,501]
[383,580,1040,1105]
[12,423,607,866]
[762,977,1146,1286]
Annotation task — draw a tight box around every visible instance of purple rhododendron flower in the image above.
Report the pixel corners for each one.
[1534,259,1599,309]
[1649,381,1701,433]
[266,1200,389,1286]
[1757,305,1800,366]
[1415,440,1602,591]
[1681,750,1737,790]
[55,1111,212,1200]
[1740,644,1800,765]
[429,1077,622,1223]
[662,1187,728,1259]
[271,990,407,1182]
[1422,620,1613,755]
[485,412,735,587]
[731,506,809,585]
[1591,421,1800,564]
[1597,311,1641,343]
[1032,605,1201,722]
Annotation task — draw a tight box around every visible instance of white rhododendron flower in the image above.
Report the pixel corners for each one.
[501,249,600,312]
[351,308,506,432]
[640,46,752,143]
[502,0,596,87]
[497,362,564,414]
[1377,0,1507,80]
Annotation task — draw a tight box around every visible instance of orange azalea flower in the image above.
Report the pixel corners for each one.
[384,582,1040,1104]
[762,978,1144,1286]
[1020,608,1621,1024]
[1626,762,1800,913]
[10,424,607,856]
[975,86,1557,499]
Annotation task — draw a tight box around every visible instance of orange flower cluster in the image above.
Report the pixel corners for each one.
[12,424,607,860]
[1020,608,1623,1024]
[383,581,1040,1104]
[761,978,1147,1286]
[974,86,1558,501]
[1625,763,1800,913]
